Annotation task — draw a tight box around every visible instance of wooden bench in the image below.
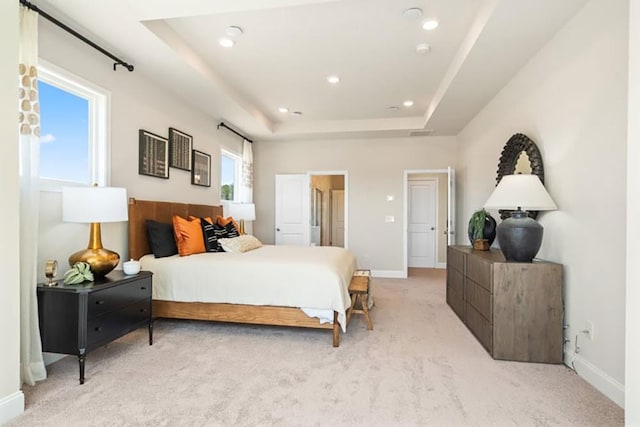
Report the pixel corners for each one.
[346,270,372,330]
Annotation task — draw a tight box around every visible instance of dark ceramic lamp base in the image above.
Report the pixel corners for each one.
[496,209,543,262]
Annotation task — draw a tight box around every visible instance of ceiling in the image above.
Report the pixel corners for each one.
[33,0,588,141]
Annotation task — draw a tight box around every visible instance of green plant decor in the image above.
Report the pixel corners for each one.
[63,261,94,285]
[468,209,488,241]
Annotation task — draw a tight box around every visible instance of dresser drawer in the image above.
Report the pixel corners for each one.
[466,303,493,353]
[466,278,492,322]
[466,255,492,292]
[446,285,465,321]
[87,299,150,349]
[447,247,465,273]
[88,276,152,317]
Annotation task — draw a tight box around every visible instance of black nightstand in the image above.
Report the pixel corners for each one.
[37,270,153,384]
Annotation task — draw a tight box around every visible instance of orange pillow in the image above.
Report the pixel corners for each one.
[216,216,241,234]
[172,216,205,256]
[190,215,213,225]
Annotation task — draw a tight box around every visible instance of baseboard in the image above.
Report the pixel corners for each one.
[0,391,24,425]
[563,344,625,408]
[370,270,407,278]
[436,262,446,269]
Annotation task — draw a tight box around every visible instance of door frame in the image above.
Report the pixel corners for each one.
[308,170,349,249]
[403,168,452,275]
[407,178,438,268]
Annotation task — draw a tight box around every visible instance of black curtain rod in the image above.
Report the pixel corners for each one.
[217,122,253,143]
[19,0,134,72]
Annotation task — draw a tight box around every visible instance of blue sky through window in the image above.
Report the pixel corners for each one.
[39,81,89,183]
[221,154,236,186]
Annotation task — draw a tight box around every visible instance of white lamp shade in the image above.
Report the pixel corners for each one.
[484,174,557,211]
[228,203,256,221]
[62,186,128,223]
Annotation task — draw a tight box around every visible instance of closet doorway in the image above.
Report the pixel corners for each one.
[309,172,347,248]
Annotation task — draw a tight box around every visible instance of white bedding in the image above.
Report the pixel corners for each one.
[139,245,356,331]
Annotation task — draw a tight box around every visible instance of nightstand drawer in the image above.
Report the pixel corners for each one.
[88,276,152,317]
[87,299,150,349]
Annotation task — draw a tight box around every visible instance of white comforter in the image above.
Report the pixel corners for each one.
[139,245,356,331]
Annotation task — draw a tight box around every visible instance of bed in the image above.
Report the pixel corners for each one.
[127,198,356,347]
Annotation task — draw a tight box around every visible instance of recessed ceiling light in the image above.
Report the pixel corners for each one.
[292,111,303,116]
[387,106,399,112]
[278,107,289,113]
[403,8,423,20]
[422,19,439,30]
[327,75,340,84]
[219,38,235,48]
[403,100,414,107]
[416,43,431,54]
[225,26,243,37]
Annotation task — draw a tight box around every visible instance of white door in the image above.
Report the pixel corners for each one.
[447,167,456,246]
[330,190,345,247]
[275,174,310,245]
[408,180,437,267]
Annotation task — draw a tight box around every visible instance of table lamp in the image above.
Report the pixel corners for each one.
[484,174,557,262]
[62,186,128,277]
[228,203,256,235]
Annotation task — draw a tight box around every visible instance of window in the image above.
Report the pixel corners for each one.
[220,149,240,201]
[38,60,109,189]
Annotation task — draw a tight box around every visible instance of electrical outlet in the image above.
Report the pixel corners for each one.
[584,320,594,341]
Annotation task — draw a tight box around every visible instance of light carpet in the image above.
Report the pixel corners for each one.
[9,269,623,426]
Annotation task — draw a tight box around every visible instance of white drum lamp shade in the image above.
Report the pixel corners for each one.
[228,203,256,234]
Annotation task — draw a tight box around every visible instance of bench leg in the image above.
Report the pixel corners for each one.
[346,293,357,327]
[360,294,373,330]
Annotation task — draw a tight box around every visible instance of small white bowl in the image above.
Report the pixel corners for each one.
[123,259,141,275]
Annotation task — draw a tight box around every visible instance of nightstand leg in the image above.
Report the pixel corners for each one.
[148,320,153,345]
[78,354,85,385]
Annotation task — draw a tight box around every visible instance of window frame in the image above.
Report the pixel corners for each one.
[38,59,110,191]
[220,148,241,203]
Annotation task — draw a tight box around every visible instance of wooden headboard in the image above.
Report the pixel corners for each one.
[128,198,223,260]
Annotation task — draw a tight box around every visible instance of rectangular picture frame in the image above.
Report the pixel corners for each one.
[168,127,192,171]
[191,150,211,187]
[138,129,169,179]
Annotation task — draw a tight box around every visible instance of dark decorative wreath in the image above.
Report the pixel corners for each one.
[495,133,545,220]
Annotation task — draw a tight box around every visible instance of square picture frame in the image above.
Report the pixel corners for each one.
[168,127,192,171]
[191,150,211,187]
[138,129,169,179]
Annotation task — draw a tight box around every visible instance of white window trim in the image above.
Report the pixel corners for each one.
[220,148,241,203]
[38,59,111,191]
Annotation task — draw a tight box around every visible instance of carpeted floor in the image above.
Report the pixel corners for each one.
[9,269,623,426]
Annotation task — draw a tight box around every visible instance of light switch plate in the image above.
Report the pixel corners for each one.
[385,215,395,223]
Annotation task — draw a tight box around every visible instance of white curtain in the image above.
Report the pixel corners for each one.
[18,5,46,386]
[239,139,253,203]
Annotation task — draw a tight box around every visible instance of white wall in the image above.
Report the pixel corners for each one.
[457,0,627,406]
[253,136,458,274]
[0,1,24,424]
[626,0,639,422]
[36,18,243,280]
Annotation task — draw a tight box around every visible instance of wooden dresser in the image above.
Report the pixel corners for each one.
[446,245,563,363]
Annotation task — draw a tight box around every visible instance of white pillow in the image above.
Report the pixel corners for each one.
[218,235,263,253]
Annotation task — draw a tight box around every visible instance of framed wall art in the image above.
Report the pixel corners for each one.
[138,129,169,179]
[168,127,192,171]
[191,150,211,187]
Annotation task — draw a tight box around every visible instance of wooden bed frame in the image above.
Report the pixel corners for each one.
[127,198,341,347]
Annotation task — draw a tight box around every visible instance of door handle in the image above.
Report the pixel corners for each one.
[276,228,280,232]
[430,227,435,231]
